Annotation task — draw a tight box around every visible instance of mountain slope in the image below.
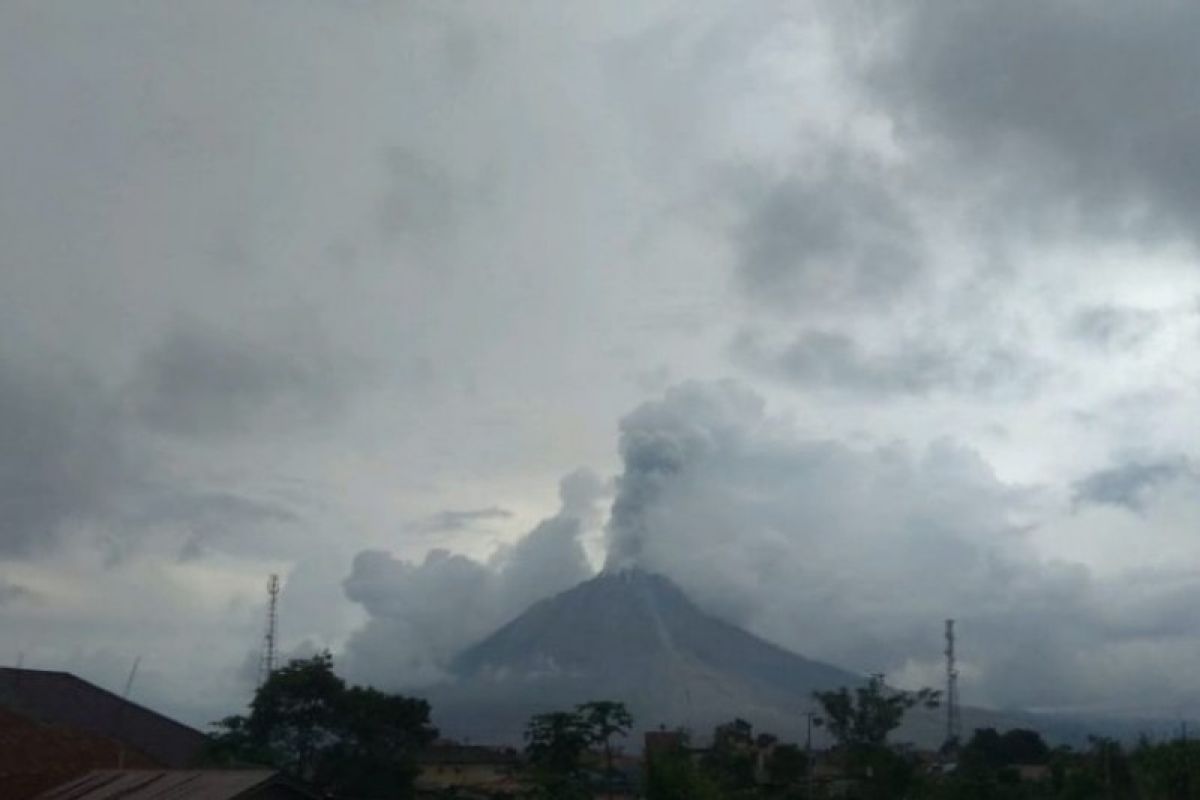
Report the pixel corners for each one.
[427,569,871,744]
[421,570,1114,747]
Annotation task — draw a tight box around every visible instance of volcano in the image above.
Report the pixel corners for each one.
[424,569,953,745]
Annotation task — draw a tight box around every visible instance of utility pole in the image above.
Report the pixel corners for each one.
[805,709,822,799]
[945,619,960,748]
[258,574,280,688]
[116,656,141,768]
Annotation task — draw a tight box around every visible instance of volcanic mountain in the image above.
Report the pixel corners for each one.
[424,569,969,746]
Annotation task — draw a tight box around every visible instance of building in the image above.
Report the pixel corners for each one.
[0,707,160,800]
[0,668,209,799]
[33,770,318,800]
[0,668,207,768]
[415,743,526,796]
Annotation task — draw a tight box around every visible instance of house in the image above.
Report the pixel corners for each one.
[1014,763,1052,782]
[415,743,526,796]
[33,770,318,800]
[0,707,159,800]
[0,668,209,799]
[643,730,688,759]
[0,668,208,768]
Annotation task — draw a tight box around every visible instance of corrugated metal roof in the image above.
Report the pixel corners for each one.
[0,669,207,767]
[34,770,309,800]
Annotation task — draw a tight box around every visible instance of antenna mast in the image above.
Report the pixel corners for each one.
[117,656,141,768]
[122,656,141,699]
[945,619,960,746]
[258,574,280,688]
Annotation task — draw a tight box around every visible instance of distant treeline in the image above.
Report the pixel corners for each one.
[205,652,1200,799]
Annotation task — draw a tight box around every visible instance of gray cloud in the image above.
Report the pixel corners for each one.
[732,328,1040,397]
[604,381,1200,712]
[1073,458,1194,513]
[342,468,603,689]
[1067,305,1161,351]
[734,165,922,311]
[874,2,1200,241]
[129,324,350,440]
[378,148,460,247]
[0,358,137,557]
[0,347,306,562]
[412,506,514,534]
[131,491,301,562]
[0,579,34,606]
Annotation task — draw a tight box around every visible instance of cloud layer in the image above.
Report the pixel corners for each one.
[5,1,1200,729]
[341,470,605,689]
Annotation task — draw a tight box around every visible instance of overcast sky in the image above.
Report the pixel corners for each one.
[5,1,1200,728]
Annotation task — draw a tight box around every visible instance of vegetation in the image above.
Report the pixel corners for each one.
[813,673,941,750]
[809,674,940,799]
[524,700,634,798]
[644,728,723,800]
[208,662,1200,800]
[207,652,437,799]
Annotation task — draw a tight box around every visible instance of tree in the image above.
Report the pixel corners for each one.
[524,701,633,799]
[321,686,439,798]
[765,743,808,787]
[813,676,938,800]
[999,728,1050,765]
[813,674,940,751]
[644,729,723,800]
[577,700,634,782]
[244,652,344,777]
[524,710,592,799]
[703,718,759,793]
[208,652,437,799]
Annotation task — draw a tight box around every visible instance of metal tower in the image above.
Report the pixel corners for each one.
[258,574,280,688]
[945,619,961,745]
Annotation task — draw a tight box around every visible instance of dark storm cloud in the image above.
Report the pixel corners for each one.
[1067,305,1161,351]
[413,506,515,534]
[734,166,922,311]
[129,324,348,439]
[731,328,1040,397]
[0,357,136,557]
[875,2,1200,240]
[1073,458,1194,513]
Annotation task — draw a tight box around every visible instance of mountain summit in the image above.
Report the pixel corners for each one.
[427,569,877,744]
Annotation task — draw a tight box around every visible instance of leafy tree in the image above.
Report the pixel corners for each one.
[765,743,807,787]
[245,652,344,777]
[1000,729,1050,765]
[524,710,592,798]
[703,718,759,794]
[578,700,634,780]
[813,676,937,800]
[813,674,940,750]
[208,652,437,799]
[1132,738,1200,799]
[524,701,634,798]
[321,685,439,798]
[645,731,722,800]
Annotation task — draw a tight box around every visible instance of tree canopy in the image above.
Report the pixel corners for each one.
[208,652,437,799]
[524,700,634,798]
[813,674,940,750]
